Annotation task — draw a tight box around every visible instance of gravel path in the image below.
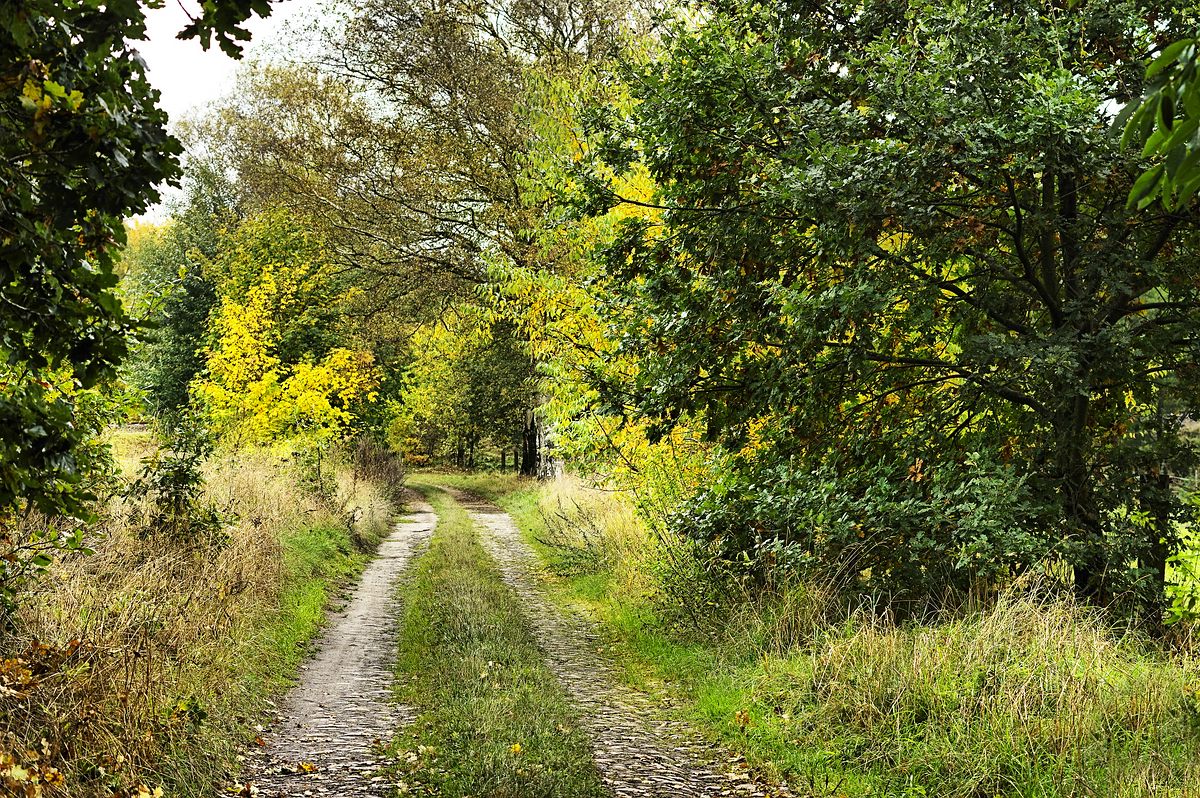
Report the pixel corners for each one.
[239,503,436,797]
[446,488,790,798]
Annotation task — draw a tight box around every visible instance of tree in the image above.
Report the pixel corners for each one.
[199,0,640,298]
[0,0,271,521]
[585,1,1200,618]
[121,164,241,417]
[192,0,652,432]
[193,210,381,445]
[390,305,536,470]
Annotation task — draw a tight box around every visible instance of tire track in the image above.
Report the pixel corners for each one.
[239,503,436,797]
[445,487,790,798]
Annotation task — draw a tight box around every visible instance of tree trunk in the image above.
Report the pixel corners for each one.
[467,432,477,470]
[520,411,539,477]
[456,438,464,469]
[500,449,506,472]
[1142,468,1172,630]
[1052,391,1106,604]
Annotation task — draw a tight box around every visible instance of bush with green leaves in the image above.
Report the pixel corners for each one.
[0,386,122,618]
[128,419,229,545]
[583,1,1200,620]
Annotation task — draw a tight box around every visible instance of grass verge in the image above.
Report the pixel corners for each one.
[1,441,398,798]
[385,482,605,798]
[431,472,1200,798]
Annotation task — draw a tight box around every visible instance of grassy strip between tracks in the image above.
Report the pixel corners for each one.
[384,483,605,798]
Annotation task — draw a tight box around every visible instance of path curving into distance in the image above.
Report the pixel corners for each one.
[239,502,436,797]
[444,487,790,798]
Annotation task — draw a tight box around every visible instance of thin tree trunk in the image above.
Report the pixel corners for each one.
[520,411,539,477]
[1053,390,1106,604]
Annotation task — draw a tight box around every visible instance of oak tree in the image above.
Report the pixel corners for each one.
[587,0,1200,617]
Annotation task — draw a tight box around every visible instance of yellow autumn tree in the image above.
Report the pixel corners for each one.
[194,211,380,446]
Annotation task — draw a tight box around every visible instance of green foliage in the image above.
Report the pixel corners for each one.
[582,1,1200,616]
[1,1,163,521]
[0,0,268,521]
[174,0,274,57]
[127,418,229,545]
[1121,38,1200,210]
[121,165,240,418]
[0,383,122,617]
[391,305,536,468]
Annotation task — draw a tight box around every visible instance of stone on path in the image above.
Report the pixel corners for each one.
[239,503,436,797]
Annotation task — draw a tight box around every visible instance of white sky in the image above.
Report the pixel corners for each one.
[136,0,325,128]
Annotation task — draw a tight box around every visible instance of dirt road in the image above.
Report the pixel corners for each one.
[238,487,786,797]
[240,503,436,797]
[446,487,786,798]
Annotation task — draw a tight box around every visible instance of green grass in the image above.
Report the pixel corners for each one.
[252,520,382,690]
[405,470,524,505]
[435,473,1200,798]
[385,483,605,798]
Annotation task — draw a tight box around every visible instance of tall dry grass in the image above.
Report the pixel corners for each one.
[792,594,1200,795]
[532,476,655,588]
[0,440,396,798]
